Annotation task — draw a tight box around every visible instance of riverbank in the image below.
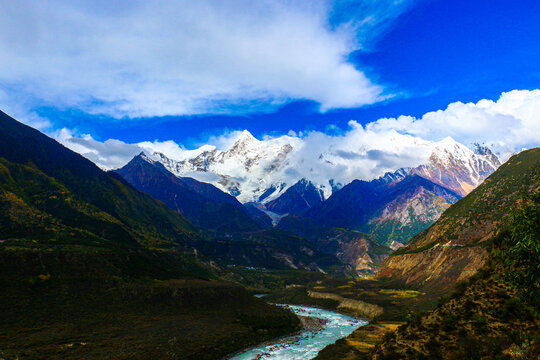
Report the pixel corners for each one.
[226,305,366,360]
[314,321,404,360]
[260,278,441,359]
[222,314,328,360]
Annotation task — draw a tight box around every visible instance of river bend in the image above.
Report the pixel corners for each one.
[229,305,367,360]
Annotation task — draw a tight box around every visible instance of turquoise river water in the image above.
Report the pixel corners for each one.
[229,305,367,360]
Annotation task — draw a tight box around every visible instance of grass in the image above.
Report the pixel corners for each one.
[266,277,439,322]
[0,246,301,360]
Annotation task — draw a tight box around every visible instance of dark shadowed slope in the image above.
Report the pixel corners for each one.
[201,228,348,273]
[0,111,301,360]
[0,111,202,249]
[116,153,263,234]
[265,179,325,215]
[276,215,391,275]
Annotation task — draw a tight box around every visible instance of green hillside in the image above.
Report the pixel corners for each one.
[0,111,203,250]
[0,111,300,359]
[370,186,539,359]
[378,148,540,291]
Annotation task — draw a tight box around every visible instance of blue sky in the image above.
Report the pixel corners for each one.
[1,0,539,152]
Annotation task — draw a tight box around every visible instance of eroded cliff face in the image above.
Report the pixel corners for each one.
[366,183,460,245]
[307,291,383,319]
[378,244,488,291]
[377,148,539,292]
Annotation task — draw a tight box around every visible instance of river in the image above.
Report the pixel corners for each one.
[229,305,367,360]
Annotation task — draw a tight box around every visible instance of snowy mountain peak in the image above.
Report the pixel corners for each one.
[408,138,501,196]
[135,151,158,164]
[437,136,461,147]
[472,143,493,156]
[432,136,470,158]
[140,131,501,204]
[230,130,258,148]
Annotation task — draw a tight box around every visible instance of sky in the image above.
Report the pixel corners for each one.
[0,0,539,168]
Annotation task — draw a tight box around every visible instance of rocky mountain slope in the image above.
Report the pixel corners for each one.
[377,147,539,292]
[265,179,325,215]
[306,174,462,245]
[371,184,539,359]
[115,153,266,234]
[276,215,391,275]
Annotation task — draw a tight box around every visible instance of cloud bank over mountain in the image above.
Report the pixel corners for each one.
[0,0,414,118]
[368,90,540,158]
[56,90,540,179]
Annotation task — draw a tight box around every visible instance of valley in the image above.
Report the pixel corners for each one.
[0,111,538,360]
[1,3,539,359]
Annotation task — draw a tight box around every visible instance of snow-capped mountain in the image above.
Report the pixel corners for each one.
[145,130,500,205]
[410,137,501,197]
[115,153,269,234]
[265,179,325,215]
[153,130,302,203]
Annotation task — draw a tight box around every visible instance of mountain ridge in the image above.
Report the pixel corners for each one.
[147,131,499,207]
[115,153,266,234]
[305,174,462,245]
[0,110,303,360]
[377,147,540,291]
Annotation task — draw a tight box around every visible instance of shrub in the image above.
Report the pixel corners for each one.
[499,297,529,320]
[460,335,482,359]
[452,281,468,298]
[494,289,510,299]
[425,337,443,359]
[463,299,475,314]
[442,313,459,332]
[472,314,488,332]
[437,294,451,307]
[498,188,540,304]
[408,311,426,328]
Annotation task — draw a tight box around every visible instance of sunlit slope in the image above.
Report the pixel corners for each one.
[378,147,540,291]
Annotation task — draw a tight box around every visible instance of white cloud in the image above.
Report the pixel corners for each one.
[367,90,540,160]
[0,0,412,118]
[205,130,246,151]
[0,88,52,130]
[55,90,540,179]
[55,128,143,169]
[280,123,433,192]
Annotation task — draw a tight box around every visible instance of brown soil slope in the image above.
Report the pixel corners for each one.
[377,148,539,292]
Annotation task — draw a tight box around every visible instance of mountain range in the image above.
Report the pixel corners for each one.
[149,130,499,205]
[114,151,350,273]
[1,108,537,359]
[115,147,391,273]
[131,131,498,247]
[109,129,502,272]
